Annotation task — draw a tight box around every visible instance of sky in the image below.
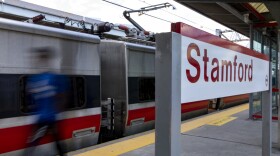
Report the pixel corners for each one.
[21,0,248,46]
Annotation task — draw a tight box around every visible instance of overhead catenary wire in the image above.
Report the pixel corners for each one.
[140,1,249,44]
[103,0,249,44]
[102,0,172,23]
[138,0,249,44]
[103,0,215,32]
[137,0,216,32]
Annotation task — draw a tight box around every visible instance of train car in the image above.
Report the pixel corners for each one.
[99,40,156,138]
[99,40,209,139]
[0,16,250,155]
[0,18,101,155]
[209,94,249,110]
[219,94,249,109]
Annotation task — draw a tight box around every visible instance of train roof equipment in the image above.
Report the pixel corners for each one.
[0,0,162,45]
[0,0,124,38]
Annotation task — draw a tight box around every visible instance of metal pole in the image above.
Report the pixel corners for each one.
[249,24,254,119]
[261,32,265,54]
[276,41,279,121]
[276,31,280,150]
[262,56,272,156]
[155,32,181,156]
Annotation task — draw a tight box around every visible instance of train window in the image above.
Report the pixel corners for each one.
[66,76,86,109]
[20,75,86,113]
[139,77,155,102]
[19,76,35,113]
[0,75,20,119]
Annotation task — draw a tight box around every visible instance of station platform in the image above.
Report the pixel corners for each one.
[68,104,280,156]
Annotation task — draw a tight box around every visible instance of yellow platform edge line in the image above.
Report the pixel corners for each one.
[76,104,249,156]
[207,116,237,126]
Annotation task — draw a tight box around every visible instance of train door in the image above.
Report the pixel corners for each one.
[99,41,128,140]
[125,44,156,136]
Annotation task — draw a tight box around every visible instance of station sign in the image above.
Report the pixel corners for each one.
[171,22,270,103]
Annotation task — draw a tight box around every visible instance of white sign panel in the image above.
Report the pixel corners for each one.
[180,35,269,103]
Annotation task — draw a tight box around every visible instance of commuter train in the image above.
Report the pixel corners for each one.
[98,40,249,140]
[0,18,248,155]
[0,18,101,155]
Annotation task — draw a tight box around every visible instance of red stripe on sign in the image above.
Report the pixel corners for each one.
[0,114,101,154]
[181,100,209,114]
[127,107,155,126]
[171,22,269,61]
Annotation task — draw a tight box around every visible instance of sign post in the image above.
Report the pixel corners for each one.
[155,33,182,156]
[249,24,254,119]
[155,22,271,156]
[262,63,272,155]
[278,32,280,149]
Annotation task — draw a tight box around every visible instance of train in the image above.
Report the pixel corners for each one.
[0,18,101,155]
[0,18,248,155]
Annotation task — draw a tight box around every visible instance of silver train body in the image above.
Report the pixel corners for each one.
[99,41,248,138]
[100,41,156,138]
[0,18,101,155]
[99,41,210,139]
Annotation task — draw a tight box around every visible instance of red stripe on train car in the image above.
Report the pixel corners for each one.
[223,94,249,104]
[252,114,278,121]
[0,114,101,154]
[127,107,155,126]
[272,88,279,92]
[181,100,209,114]
[126,101,209,126]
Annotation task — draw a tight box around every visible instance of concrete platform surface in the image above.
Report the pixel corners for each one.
[121,110,280,156]
[69,104,280,156]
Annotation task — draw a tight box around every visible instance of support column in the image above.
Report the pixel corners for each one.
[155,32,181,156]
[262,61,272,156]
[249,24,254,119]
[276,31,280,150]
[261,32,264,54]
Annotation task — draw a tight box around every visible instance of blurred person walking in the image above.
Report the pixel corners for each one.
[23,47,68,156]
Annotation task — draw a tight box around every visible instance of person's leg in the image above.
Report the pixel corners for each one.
[50,122,64,156]
[216,98,221,110]
[23,123,48,156]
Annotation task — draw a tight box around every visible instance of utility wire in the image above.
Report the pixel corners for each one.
[103,0,248,43]
[102,0,172,23]
[103,0,131,10]
[139,1,249,43]
[138,0,215,32]
[138,0,196,25]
